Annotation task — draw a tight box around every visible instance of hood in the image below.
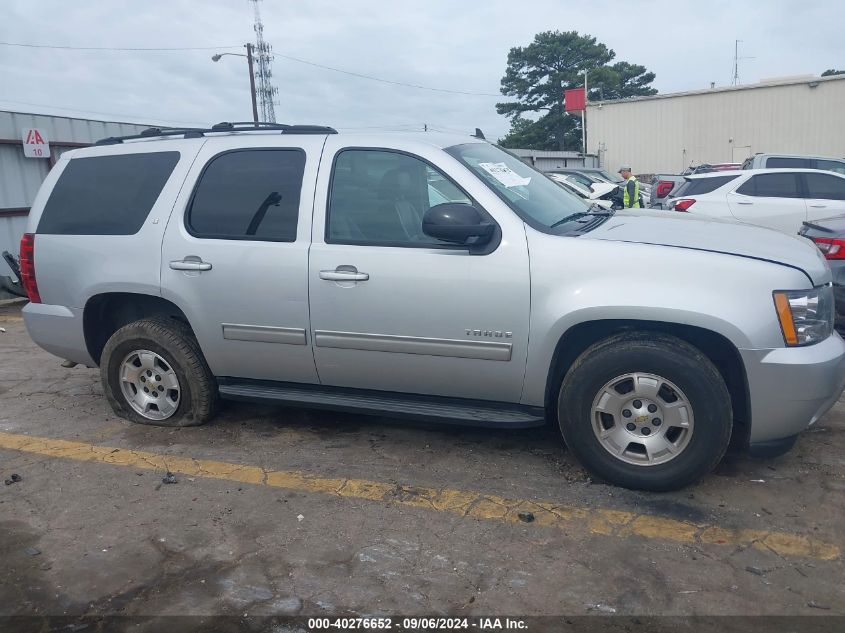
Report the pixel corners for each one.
[588,182,618,199]
[583,209,831,285]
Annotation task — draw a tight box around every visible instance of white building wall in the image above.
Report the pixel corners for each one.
[587,75,845,175]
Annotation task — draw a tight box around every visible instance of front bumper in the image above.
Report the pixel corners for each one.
[22,302,96,367]
[740,332,845,443]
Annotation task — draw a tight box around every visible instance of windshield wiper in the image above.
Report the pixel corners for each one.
[549,205,614,229]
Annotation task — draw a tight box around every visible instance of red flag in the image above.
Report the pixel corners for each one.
[565,87,586,112]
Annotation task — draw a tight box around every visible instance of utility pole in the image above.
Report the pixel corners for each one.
[582,69,588,155]
[211,46,259,124]
[246,44,259,126]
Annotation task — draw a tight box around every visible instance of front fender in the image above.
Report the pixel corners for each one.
[520,231,808,406]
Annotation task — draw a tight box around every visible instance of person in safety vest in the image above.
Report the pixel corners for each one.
[618,165,641,208]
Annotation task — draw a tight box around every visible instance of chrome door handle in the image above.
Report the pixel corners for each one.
[319,266,369,282]
[809,204,827,208]
[170,258,212,271]
[735,200,753,205]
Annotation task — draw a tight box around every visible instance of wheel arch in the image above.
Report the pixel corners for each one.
[544,319,751,447]
[83,292,193,365]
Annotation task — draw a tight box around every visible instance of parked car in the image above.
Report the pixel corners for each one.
[684,163,742,174]
[650,175,685,208]
[550,167,623,185]
[550,167,651,204]
[742,153,845,175]
[19,123,845,491]
[799,217,845,329]
[548,173,618,209]
[668,168,845,234]
[651,165,742,208]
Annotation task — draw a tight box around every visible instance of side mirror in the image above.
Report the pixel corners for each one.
[422,203,495,246]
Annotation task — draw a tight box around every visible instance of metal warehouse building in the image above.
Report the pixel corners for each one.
[0,111,148,290]
[509,148,598,171]
[587,73,845,175]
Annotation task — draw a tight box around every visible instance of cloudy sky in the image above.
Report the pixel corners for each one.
[1,0,842,141]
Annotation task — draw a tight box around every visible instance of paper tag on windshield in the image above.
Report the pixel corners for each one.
[479,162,531,187]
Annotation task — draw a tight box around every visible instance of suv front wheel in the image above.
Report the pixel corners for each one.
[557,332,732,491]
[100,317,218,426]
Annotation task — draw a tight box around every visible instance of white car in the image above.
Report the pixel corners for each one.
[548,173,617,209]
[668,168,845,234]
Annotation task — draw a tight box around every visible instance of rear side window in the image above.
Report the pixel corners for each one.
[816,159,845,175]
[766,157,811,168]
[38,152,179,235]
[736,173,802,198]
[805,173,845,200]
[674,175,739,196]
[187,149,305,242]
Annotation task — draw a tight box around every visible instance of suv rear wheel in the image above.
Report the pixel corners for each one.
[100,317,218,426]
[557,332,732,491]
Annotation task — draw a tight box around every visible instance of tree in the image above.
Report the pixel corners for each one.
[496,31,657,150]
[588,61,658,101]
[821,69,845,76]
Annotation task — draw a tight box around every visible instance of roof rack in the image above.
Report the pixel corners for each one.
[95,121,338,145]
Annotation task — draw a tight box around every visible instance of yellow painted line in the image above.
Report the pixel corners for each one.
[0,430,838,560]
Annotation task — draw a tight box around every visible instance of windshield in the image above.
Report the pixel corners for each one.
[594,169,623,184]
[550,175,591,197]
[446,143,591,231]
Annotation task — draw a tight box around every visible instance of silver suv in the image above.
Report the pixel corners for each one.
[741,153,845,174]
[19,123,845,490]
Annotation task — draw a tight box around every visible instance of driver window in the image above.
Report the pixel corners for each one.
[327,149,470,246]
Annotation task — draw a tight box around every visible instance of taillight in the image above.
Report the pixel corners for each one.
[673,199,696,212]
[656,180,674,198]
[811,237,845,260]
[19,233,41,303]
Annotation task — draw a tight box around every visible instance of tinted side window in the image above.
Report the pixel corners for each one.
[674,175,739,196]
[767,157,811,168]
[736,173,801,198]
[805,173,845,200]
[816,159,845,176]
[327,149,471,246]
[187,149,305,241]
[38,152,179,235]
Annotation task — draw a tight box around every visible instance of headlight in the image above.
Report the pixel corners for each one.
[773,285,834,346]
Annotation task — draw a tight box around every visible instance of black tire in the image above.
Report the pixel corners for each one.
[557,331,732,491]
[100,317,218,427]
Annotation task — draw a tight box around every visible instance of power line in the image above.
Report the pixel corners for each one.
[273,52,502,97]
[0,41,242,51]
[0,40,504,98]
[0,99,204,127]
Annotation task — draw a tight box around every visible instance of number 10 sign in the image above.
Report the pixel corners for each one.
[22,128,51,158]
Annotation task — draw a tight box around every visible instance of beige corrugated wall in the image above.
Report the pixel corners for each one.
[587,75,845,175]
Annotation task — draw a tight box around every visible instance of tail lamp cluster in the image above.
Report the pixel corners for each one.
[809,236,845,260]
[19,233,41,303]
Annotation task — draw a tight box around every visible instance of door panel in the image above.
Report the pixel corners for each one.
[727,173,806,233]
[160,136,326,383]
[308,139,531,403]
[804,172,845,221]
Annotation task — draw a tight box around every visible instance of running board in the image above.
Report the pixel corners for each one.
[217,379,545,428]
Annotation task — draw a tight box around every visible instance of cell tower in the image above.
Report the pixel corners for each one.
[250,0,278,122]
